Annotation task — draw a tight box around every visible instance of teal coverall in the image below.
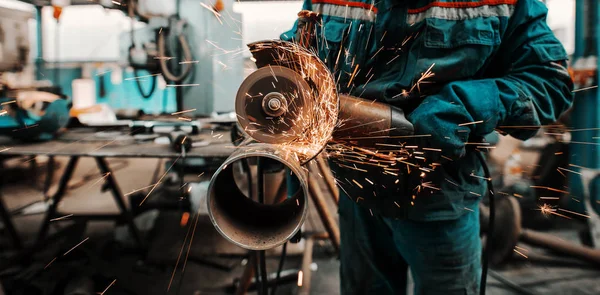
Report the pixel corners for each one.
[282,0,574,294]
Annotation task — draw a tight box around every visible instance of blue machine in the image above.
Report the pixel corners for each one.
[118,0,244,116]
[0,97,70,141]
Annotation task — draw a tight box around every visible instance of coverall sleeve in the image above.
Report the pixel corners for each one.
[279,0,313,41]
[410,0,574,148]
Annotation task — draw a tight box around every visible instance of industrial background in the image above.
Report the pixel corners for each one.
[0,0,599,295]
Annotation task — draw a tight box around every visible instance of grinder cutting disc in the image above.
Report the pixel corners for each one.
[236,66,314,145]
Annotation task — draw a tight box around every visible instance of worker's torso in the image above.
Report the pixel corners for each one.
[312,0,514,95]
[308,0,519,220]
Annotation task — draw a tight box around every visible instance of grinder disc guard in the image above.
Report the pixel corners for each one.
[236,66,313,145]
[238,40,339,163]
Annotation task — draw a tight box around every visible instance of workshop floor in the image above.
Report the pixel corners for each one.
[2,157,600,295]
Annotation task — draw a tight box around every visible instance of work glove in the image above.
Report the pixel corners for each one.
[405,79,512,163]
[406,95,472,162]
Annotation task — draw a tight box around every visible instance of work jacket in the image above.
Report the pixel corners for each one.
[281,0,574,221]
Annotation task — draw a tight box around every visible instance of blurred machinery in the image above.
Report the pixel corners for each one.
[117,0,244,116]
[0,3,70,141]
[0,4,31,73]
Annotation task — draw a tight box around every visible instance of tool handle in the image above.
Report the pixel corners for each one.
[332,94,413,146]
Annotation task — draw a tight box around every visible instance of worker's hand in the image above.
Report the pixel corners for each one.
[406,95,472,162]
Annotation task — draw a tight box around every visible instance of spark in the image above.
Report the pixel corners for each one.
[470,173,491,181]
[12,124,39,131]
[422,182,440,190]
[469,192,481,197]
[515,245,529,252]
[95,70,112,76]
[178,117,192,121]
[153,56,175,60]
[445,178,459,186]
[538,204,571,219]
[422,147,441,152]
[530,186,569,194]
[539,197,559,200]
[197,172,205,178]
[572,85,598,93]
[124,183,158,196]
[139,156,181,205]
[182,214,201,273]
[171,109,197,115]
[352,179,364,189]
[166,84,200,87]
[557,208,590,219]
[167,215,195,291]
[386,54,400,65]
[513,249,528,259]
[179,60,200,64]
[63,237,89,256]
[123,74,160,81]
[564,141,600,146]
[298,270,304,286]
[464,207,474,212]
[568,163,588,169]
[458,120,483,126]
[99,279,117,295]
[44,257,57,269]
[90,172,111,187]
[557,167,582,175]
[441,155,454,161]
[347,64,360,87]
[0,110,6,116]
[1,100,16,105]
[50,214,73,222]
[0,147,11,152]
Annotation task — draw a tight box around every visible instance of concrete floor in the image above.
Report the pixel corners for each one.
[1,156,600,295]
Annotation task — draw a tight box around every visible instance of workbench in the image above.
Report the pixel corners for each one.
[0,128,233,255]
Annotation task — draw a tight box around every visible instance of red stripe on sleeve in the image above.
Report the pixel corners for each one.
[408,0,518,14]
[311,0,378,14]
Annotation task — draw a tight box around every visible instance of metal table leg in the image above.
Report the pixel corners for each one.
[94,157,144,248]
[35,156,79,246]
[0,157,23,249]
[0,191,22,249]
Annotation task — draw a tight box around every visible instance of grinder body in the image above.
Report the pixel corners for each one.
[334,94,414,146]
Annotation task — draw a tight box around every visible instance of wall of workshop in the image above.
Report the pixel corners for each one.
[31,4,175,114]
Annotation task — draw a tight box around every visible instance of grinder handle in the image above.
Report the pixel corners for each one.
[332,94,414,145]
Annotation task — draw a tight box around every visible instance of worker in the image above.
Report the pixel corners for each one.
[282,0,573,294]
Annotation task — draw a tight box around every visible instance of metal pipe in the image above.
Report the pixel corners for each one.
[207,143,309,250]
